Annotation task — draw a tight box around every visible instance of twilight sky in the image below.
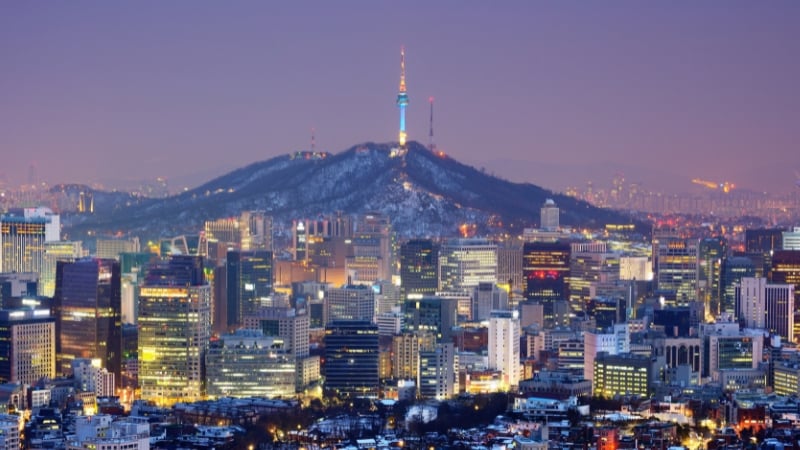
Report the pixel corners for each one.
[1,2,799,194]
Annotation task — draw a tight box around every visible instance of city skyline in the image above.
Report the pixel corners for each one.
[2,2,799,194]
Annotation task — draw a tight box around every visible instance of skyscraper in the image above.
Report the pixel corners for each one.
[438,238,497,293]
[721,256,756,313]
[41,241,85,297]
[323,320,379,397]
[472,282,508,321]
[697,237,726,318]
[540,199,560,231]
[771,250,800,341]
[323,284,375,325]
[782,228,800,250]
[418,342,458,400]
[488,310,521,390]
[346,213,393,284]
[655,233,698,306]
[226,249,273,328]
[138,255,211,407]
[735,277,794,342]
[0,207,59,275]
[54,258,122,386]
[0,308,55,385]
[523,241,570,326]
[399,239,438,298]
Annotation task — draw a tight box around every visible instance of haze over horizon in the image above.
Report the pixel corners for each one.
[2,2,799,194]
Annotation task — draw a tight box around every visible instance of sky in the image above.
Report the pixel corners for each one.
[1,2,799,194]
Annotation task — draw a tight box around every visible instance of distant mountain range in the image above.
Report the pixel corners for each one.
[64,141,640,240]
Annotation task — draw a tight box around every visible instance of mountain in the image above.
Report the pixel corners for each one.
[64,141,640,240]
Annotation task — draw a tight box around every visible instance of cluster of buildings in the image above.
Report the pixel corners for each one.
[3,193,800,448]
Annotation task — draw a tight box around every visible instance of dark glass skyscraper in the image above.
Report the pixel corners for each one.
[720,256,756,314]
[54,258,122,386]
[323,320,379,397]
[399,239,438,298]
[226,250,273,328]
[523,241,570,326]
[698,237,727,317]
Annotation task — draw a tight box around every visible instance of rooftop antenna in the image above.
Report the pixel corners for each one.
[428,97,435,151]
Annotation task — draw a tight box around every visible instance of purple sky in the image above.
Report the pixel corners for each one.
[2,2,799,194]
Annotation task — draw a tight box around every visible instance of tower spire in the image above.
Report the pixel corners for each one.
[399,47,407,93]
[396,46,409,148]
[428,96,435,151]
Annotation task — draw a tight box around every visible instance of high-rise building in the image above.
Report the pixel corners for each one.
[418,342,458,400]
[346,214,393,284]
[540,199,560,231]
[204,217,241,248]
[403,295,458,341]
[700,321,763,379]
[496,242,523,305]
[782,227,800,250]
[721,256,757,313]
[735,277,794,342]
[655,233,698,306]
[0,207,59,275]
[392,331,436,380]
[0,415,20,450]
[488,310,521,390]
[399,239,439,298]
[438,238,497,293]
[41,241,85,297]
[568,242,619,313]
[523,241,570,326]
[138,255,211,407]
[239,211,273,251]
[746,228,783,275]
[54,258,122,386]
[323,320,379,397]
[96,238,140,260]
[584,325,630,381]
[698,237,727,317]
[0,308,55,385]
[206,330,295,399]
[242,306,310,358]
[72,358,115,397]
[226,250,273,327]
[472,282,508,321]
[619,256,652,281]
[0,272,38,308]
[323,284,375,325]
[770,250,800,341]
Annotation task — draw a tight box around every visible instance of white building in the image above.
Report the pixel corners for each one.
[736,277,794,341]
[0,414,21,450]
[67,415,149,450]
[540,199,560,231]
[584,324,630,381]
[488,310,521,389]
[418,342,458,400]
[72,358,115,397]
[782,227,800,250]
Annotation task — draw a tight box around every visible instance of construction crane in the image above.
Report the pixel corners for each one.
[692,178,736,193]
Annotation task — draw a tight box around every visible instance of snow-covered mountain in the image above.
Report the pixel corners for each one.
[65,141,637,239]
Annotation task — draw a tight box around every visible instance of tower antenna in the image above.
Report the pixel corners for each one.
[311,127,316,152]
[428,97,435,151]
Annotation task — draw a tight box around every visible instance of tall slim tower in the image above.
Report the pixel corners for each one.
[397,47,409,147]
